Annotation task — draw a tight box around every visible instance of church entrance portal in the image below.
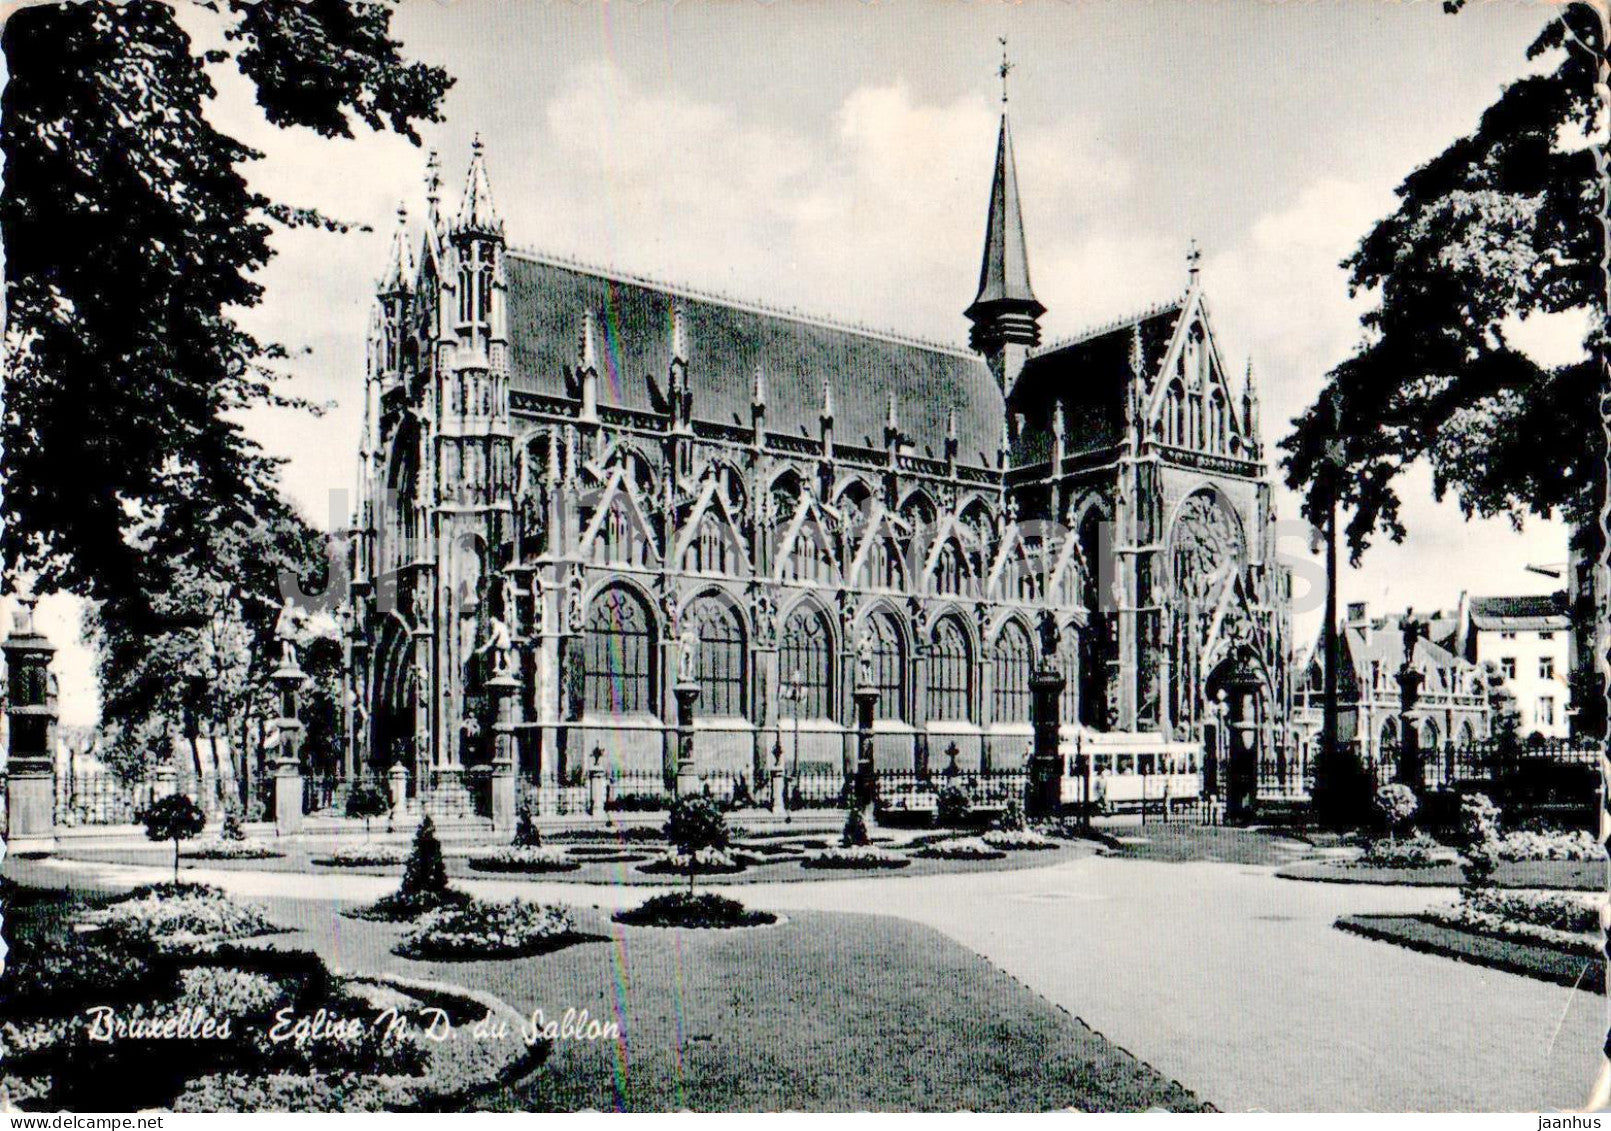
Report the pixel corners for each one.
[373,620,417,775]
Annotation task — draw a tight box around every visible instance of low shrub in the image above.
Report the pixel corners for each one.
[935,785,973,827]
[396,899,578,960]
[917,837,1007,861]
[312,843,408,867]
[612,891,776,929]
[842,805,871,848]
[1373,783,1419,837]
[89,883,277,950]
[996,797,1028,833]
[466,846,580,873]
[1360,832,1440,869]
[185,839,285,861]
[1425,890,1604,957]
[801,845,909,870]
[348,887,473,923]
[981,829,1056,851]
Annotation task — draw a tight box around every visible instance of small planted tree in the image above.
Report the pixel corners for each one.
[345,781,391,841]
[1373,783,1419,845]
[1458,792,1504,890]
[139,794,207,884]
[665,795,729,894]
[842,805,871,848]
[513,798,542,848]
[400,816,451,903]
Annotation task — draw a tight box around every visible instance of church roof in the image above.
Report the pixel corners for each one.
[1008,301,1183,461]
[505,252,1004,465]
[966,114,1042,319]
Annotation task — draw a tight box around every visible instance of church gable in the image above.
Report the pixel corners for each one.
[675,484,750,578]
[579,469,661,568]
[1145,292,1248,457]
[773,496,840,585]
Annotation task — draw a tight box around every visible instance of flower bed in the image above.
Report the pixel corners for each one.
[982,829,1057,851]
[547,826,664,844]
[312,843,408,867]
[87,883,278,950]
[636,848,745,876]
[346,888,473,923]
[396,898,579,960]
[1418,889,1603,959]
[185,839,285,861]
[801,846,911,870]
[1359,833,1440,869]
[612,891,777,929]
[466,846,580,873]
[1495,829,1600,862]
[916,838,1007,861]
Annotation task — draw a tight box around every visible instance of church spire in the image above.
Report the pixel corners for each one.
[379,203,413,296]
[454,134,502,236]
[966,48,1043,394]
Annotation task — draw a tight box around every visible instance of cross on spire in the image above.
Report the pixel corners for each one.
[997,36,1014,105]
[1186,238,1202,281]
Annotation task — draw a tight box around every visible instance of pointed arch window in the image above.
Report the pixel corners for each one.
[685,512,732,574]
[928,617,973,723]
[584,585,657,715]
[1207,390,1228,453]
[991,621,1033,724]
[867,611,907,722]
[782,521,834,584]
[687,596,747,718]
[1164,383,1186,446]
[934,540,966,596]
[865,537,905,590]
[1059,628,1081,723]
[780,605,833,719]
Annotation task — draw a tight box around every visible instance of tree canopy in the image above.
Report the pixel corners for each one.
[1282,5,1604,562]
[1,0,451,615]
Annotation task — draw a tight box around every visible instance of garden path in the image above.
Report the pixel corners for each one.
[15,852,1603,1112]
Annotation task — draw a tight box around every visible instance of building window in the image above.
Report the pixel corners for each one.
[1540,630,1556,640]
[991,621,1033,724]
[686,596,746,718]
[1539,697,1556,726]
[780,605,833,720]
[865,538,905,590]
[928,617,973,722]
[865,611,906,722]
[1500,631,1516,640]
[934,540,966,597]
[584,585,656,715]
[1539,656,1555,680]
[1499,657,1516,680]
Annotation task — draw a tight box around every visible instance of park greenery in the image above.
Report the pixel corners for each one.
[139,794,207,884]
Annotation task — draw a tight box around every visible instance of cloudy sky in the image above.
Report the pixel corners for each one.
[31,0,1586,724]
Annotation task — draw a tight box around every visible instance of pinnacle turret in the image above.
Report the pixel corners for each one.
[454,135,502,236]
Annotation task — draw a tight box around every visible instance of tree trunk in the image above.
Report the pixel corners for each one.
[173,839,181,885]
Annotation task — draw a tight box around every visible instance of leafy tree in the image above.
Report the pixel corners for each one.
[1,0,449,613]
[345,780,391,840]
[399,816,450,901]
[1282,6,1603,566]
[139,793,207,883]
[665,796,729,894]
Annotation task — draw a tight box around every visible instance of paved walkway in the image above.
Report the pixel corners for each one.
[15,853,1604,1112]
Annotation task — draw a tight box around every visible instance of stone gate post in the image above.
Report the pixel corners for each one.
[4,597,57,855]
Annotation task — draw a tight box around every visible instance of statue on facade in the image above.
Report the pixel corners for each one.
[856,623,877,685]
[1036,610,1061,670]
[274,597,300,668]
[677,621,699,684]
[479,613,515,678]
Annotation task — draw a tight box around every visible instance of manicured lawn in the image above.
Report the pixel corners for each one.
[1098,824,1319,866]
[55,834,1096,886]
[2,877,1207,1113]
[1335,914,1603,993]
[1281,859,1601,890]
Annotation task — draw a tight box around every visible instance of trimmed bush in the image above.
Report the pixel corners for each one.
[396,898,578,959]
[513,799,542,847]
[664,795,730,892]
[466,845,579,873]
[401,816,451,899]
[936,785,973,828]
[996,797,1028,832]
[1458,792,1504,888]
[1373,783,1419,839]
[612,891,776,929]
[842,805,871,847]
[344,781,391,838]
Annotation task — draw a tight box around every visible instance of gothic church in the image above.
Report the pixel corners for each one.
[343,105,1292,808]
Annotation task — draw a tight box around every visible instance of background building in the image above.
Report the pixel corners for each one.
[1455,592,1571,739]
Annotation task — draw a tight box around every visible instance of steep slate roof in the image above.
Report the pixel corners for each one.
[505,252,1004,465]
[1469,593,1568,631]
[1008,302,1182,462]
